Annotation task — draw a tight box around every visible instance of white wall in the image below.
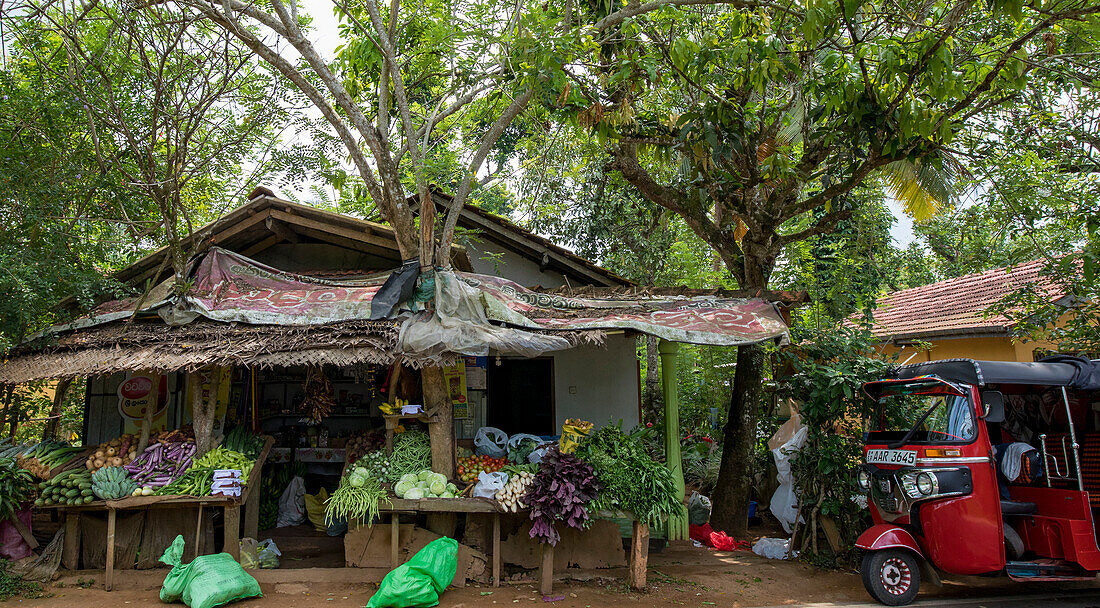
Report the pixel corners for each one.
[466,239,569,288]
[549,333,641,430]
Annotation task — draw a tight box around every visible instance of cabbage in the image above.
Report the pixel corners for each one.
[446,483,457,493]
[441,491,455,498]
[417,470,434,482]
[429,478,446,495]
[430,472,447,486]
[349,473,366,488]
[353,467,369,478]
[400,473,419,485]
[404,487,426,500]
[394,480,413,496]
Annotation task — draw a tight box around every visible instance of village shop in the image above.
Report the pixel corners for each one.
[0,189,800,591]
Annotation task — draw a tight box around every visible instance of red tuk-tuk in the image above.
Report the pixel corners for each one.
[855,356,1100,605]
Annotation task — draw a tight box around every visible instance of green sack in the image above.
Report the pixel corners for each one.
[159,535,263,608]
[366,537,459,608]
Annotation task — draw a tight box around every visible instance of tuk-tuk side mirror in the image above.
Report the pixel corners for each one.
[981,391,1005,423]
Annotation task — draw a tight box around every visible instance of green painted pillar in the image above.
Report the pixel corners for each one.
[659,339,689,541]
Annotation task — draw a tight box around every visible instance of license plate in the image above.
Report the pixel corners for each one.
[866,449,916,466]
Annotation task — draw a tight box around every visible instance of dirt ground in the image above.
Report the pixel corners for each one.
[14,543,1100,608]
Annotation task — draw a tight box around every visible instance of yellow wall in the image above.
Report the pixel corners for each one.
[880,335,1063,364]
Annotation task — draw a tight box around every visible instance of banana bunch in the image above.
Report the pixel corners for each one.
[379,398,410,415]
[91,466,139,500]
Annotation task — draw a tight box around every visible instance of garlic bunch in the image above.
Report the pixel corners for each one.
[495,470,535,512]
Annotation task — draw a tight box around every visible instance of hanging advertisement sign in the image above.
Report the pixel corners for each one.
[443,362,468,418]
[118,372,168,435]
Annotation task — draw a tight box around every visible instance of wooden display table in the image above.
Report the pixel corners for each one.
[538,512,650,593]
[375,496,506,586]
[48,436,273,591]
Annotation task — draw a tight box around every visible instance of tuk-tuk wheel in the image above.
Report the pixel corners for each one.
[861,549,921,606]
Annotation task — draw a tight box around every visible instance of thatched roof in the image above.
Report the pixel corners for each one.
[2,247,793,384]
[0,319,410,384]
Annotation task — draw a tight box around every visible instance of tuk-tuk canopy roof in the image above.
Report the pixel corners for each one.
[892,356,1100,390]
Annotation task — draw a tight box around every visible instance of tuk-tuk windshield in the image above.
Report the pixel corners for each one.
[867,383,976,445]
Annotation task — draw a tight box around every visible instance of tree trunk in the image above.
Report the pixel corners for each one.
[191,368,221,457]
[422,366,455,479]
[708,343,766,537]
[42,378,73,441]
[0,385,15,441]
[643,335,662,425]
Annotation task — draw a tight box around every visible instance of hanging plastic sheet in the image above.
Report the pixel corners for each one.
[399,271,572,358]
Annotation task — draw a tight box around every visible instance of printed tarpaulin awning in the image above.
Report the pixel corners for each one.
[62,247,791,348]
[454,273,791,346]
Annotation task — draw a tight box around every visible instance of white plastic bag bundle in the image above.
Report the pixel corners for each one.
[475,426,509,458]
[769,404,809,534]
[752,537,797,560]
[472,471,509,499]
[276,476,307,528]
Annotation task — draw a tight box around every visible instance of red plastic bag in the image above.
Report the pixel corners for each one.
[689,523,751,552]
[0,508,33,561]
[689,523,713,545]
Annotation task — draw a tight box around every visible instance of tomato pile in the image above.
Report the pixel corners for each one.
[457,455,508,482]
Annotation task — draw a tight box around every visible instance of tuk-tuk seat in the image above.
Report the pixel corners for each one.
[1000,500,1037,515]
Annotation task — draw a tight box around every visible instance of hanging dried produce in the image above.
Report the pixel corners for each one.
[301,368,336,423]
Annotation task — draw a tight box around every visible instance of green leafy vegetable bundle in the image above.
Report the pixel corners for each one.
[575,425,681,526]
[524,446,600,545]
[0,458,36,519]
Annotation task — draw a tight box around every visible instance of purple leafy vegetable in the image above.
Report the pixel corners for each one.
[523,446,600,545]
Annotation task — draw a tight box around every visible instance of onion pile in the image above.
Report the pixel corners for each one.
[86,434,138,472]
[495,470,534,512]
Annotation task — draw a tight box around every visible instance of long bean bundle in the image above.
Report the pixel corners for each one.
[386,429,431,483]
[325,473,389,526]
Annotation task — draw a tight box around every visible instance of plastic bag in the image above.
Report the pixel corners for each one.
[768,406,808,533]
[326,514,349,537]
[0,507,33,561]
[277,476,306,528]
[160,535,262,608]
[474,427,508,458]
[397,271,571,358]
[304,487,329,532]
[367,537,458,608]
[528,445,550,464]
[507,433,543,449]
[239,538,282,570]
[256,539,281,569]
[559,420,592,454]
[472,471,508,499]
[687,491,712,526]
[752,537,797,560]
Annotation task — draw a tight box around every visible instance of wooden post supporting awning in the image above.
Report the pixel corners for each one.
[658,339,689,541]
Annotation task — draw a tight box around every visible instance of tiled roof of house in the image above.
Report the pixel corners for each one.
[862,258,1068,341]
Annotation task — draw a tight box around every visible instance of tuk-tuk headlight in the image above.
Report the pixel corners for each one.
[916,472,937,496]
[857,469,871,493]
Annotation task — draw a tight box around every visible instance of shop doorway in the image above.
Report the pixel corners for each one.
[486,358,554,435]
